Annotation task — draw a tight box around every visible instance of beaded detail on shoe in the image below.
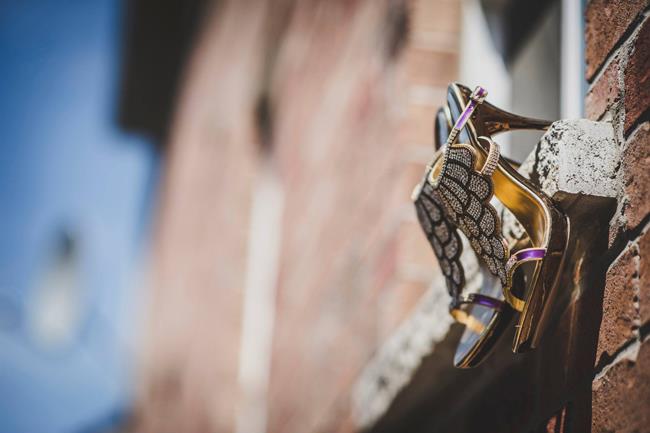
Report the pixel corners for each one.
[414,177,465,297]
[427,145,510,285]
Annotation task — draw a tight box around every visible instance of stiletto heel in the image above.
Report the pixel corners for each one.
[454,83,552,136]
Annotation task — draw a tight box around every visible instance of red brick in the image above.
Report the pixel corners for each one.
[585,0,647,80]
[134,2,266,432]
[378,280,429,340]
[624,17,650,133]
[404,48,458,87]
[596,244,639,366]
[397,220,437,270]
[622,122,650,230]
[399,104,438,145]
[592,339,650,433]
[638,227,650,325]
[399,159,430,199]
[412,0,460,34]
[137,0,462,432]
[265,1,462,431]
[585,57,620,120]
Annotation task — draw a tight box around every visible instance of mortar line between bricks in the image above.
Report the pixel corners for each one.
[605,214,650,266]
[624,107,650,138]
[594,323,650,382]
[633,241,642,338]
[593,221,650,380]
[593,246,641,375]
[624,116,650,143]
[593,338,641,381]
[587,8,650,85]
[640,321,650,340]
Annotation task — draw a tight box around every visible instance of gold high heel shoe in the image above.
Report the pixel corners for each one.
[414,84,569,367]
[445,84,569,353]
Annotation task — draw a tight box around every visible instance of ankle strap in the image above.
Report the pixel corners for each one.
[449,293,504,334]
[445,86,487,147]
[503,247,547,311]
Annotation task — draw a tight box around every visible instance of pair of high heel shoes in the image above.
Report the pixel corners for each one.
[412,83,569,368]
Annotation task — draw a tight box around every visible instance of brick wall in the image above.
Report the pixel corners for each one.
[133,3,265,431]
[133,1,459,432]
[267,1,459,431]
[585,1,650,432]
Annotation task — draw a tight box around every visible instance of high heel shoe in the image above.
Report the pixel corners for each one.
[414,84,569,367]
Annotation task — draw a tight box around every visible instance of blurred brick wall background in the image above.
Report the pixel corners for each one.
[584,1,650,432]
[132,1,459,432]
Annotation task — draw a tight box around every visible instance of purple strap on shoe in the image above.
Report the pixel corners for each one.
[451,293,504,312]
[506,247,547,272]
[455,86,486,129]
[469,293,504,310]
[502,247,547,311]
[516,248,546,261]
[445,86,487,146]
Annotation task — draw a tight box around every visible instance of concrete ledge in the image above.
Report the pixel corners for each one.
[520,119,619,198]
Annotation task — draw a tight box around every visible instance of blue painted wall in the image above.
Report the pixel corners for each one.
[0,0,159,432]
